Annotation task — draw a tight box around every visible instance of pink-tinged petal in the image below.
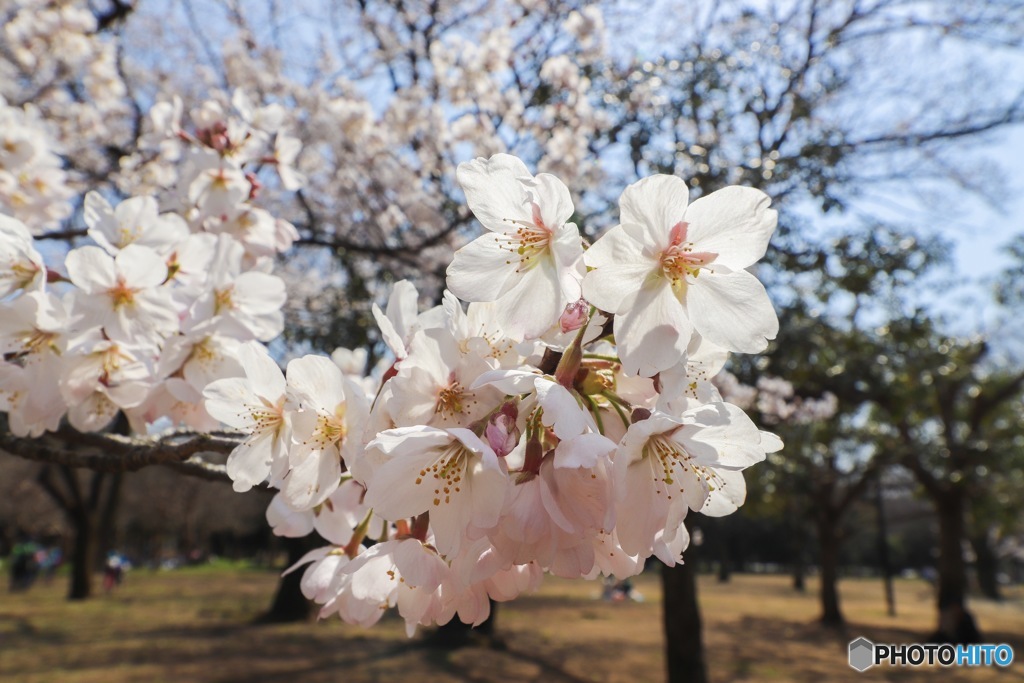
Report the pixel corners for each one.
[287,355,346,409]
[116,244,168,289]
[685,268,778,353]
[446,232,518,303]
[65,245,117,293]
[527,173,575,232]
[683,186,777,270]
[615,458,666,557]
[553,433,616,469]
[300,553,348,600]
[456,153,533,232]
[493,255,562,340]
[615,280,691,377]
[393,540,448,591]
[466,457,508,531]
[618,175,690,252]
[68,392,119,432]
[266,493,315,536]
[652,523,690,567]
[582,260,657,314]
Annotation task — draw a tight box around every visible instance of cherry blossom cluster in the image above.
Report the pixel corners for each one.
[0,97,75,232]
[204,153,783,634]
[0,91,302,438]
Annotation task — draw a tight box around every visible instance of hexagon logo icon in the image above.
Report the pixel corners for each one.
[849,637,875,672]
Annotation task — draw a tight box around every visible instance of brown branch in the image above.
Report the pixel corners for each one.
[0,427,243,474]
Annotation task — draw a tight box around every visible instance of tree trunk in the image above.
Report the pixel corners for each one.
[874,479,896,616]
[68,510,98,600]
[970,531,1001,601]
[261,536,318,623]
[792,558,806,592]
[933,490,981,642]
[36,466,119,601]
[817,511,844,626]
[662,518,708,683]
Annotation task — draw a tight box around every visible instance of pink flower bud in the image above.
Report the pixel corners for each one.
[485,404,520,458]
[559,299,589,334]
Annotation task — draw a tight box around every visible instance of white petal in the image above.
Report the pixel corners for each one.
[685,268,778,353]
[117,244,168,289]
[492,255,562,340]
[676,402,765,469]
[684,186,776,270]
[528,173,575,231]
[618,175,690,252]
[582,260,657,315]
[615,280,691,377]
[446,232,518,302]
[65,246,117,294]
[287,355,346,410]
[227,437,274,492]
[237,342,285,400]
[456,153,533,232]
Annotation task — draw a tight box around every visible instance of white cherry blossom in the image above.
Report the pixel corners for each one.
[583,176,779,375]
[446,153,585,340]
[203,343,290,492]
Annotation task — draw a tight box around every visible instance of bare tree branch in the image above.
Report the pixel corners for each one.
[0,427,243,475]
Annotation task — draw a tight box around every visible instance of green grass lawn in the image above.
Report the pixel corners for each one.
[1,569,1021,682]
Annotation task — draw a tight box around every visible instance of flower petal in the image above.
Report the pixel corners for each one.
[685,268,778,353]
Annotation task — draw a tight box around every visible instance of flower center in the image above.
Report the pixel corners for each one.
[109,279,136,309]
[435,379,467,418]
[642,434,722,501]
[660,221,717,292]
[415,443,468,506]
[499,203,552,273]
[214,286,235,314]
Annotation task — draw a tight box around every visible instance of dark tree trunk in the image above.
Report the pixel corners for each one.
[933,490,981,642]
[874,479,896,616]
[817,511,844,626]
[36,466,121,601]
[662,518,707,683]
[970,531,1001,601]
[792,558,806,592]
[261,536,318,623]
[68,510,98,600]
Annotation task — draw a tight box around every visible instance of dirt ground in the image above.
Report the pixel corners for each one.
[1,568,1022,683]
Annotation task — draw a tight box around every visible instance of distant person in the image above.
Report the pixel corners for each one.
[39,547,62,583]
[103,552,125,593]
[8,539,39,592]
